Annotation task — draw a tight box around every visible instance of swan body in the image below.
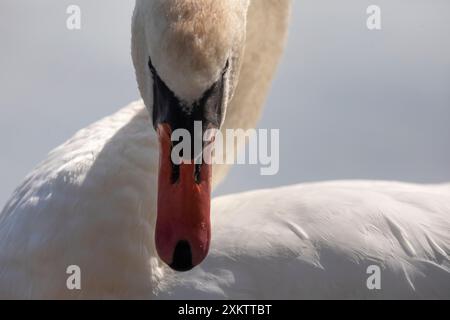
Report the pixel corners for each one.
[197,181,450,299]
[1,102,449,299]
[0,103,159,299]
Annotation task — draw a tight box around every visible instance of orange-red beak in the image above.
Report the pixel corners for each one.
[155,124,212,271]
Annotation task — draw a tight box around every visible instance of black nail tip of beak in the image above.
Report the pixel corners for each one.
[170,240,194,272]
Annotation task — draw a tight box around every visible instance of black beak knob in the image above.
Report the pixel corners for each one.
[170,240,194,272]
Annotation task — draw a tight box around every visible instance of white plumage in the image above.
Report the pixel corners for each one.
[1,0,449,299]
[1,102,449,299]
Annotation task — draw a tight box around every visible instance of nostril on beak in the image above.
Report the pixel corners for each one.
[170,240,194,272]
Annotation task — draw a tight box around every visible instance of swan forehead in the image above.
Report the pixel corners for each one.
[141,0,248,101]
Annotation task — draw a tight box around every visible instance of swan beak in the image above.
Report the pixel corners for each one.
[155,124,212,272]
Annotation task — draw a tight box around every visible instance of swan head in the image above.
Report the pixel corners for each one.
[132,0,249,271]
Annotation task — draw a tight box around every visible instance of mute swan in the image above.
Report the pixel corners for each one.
[0,0,449,300]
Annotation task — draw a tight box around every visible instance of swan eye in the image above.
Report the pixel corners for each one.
[197,59,229,128]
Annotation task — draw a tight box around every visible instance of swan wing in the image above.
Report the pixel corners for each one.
[157,181,450,299]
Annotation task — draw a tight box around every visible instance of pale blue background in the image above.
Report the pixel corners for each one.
[1,0,449,207]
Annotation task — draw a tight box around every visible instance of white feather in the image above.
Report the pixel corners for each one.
[1,102,449,299]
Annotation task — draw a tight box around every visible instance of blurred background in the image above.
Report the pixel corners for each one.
[0,0,449,208]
